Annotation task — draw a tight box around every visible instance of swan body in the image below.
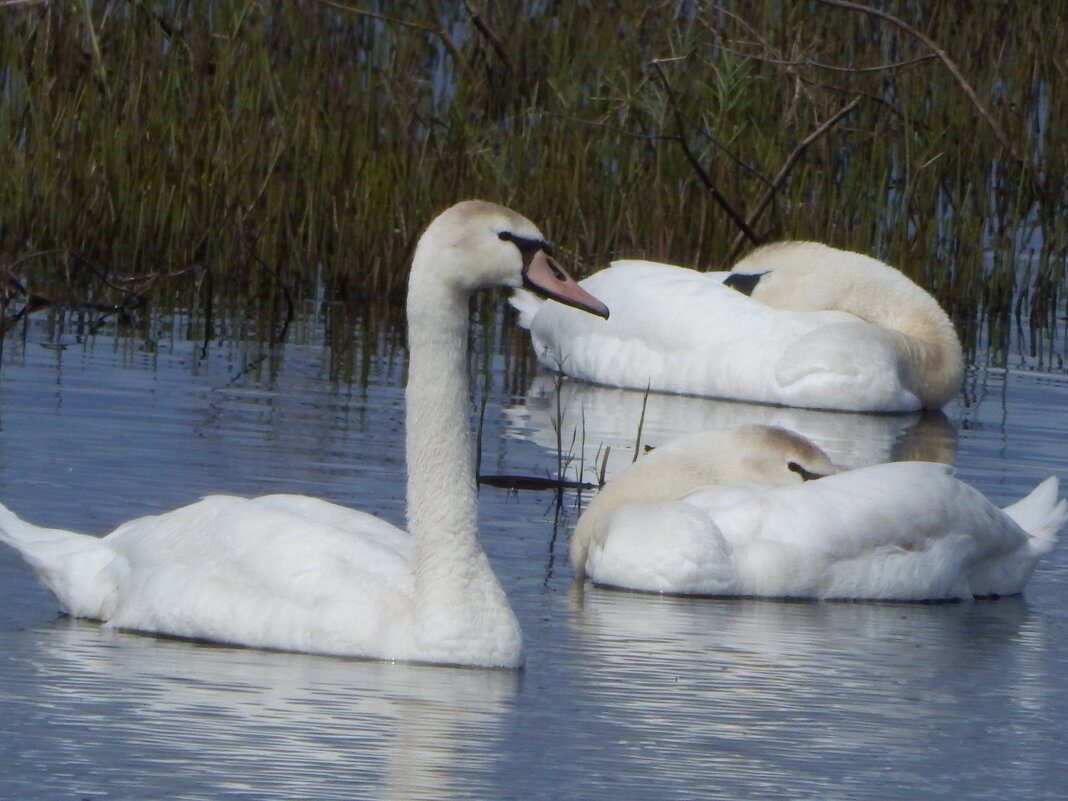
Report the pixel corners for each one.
[572,426,1065,601]
[512,241,964,412]
[0,200,609,668]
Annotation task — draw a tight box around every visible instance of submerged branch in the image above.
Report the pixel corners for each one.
[478,474,596,492]
[0,251,216,356]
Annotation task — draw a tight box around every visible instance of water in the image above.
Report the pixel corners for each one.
[1,308,1066,800]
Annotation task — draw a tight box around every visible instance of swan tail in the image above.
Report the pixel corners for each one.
[0,502,123,619]
[1002,477,1067,554]
[508,288,544,330]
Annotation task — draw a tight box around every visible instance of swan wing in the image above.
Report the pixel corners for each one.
[520,261,920,411]
[527,261,814,393]
[772,322,921,412]
[251,494,410,553]
[680,462,1047,599]
[585,500,735,595]
[100,495,416,656]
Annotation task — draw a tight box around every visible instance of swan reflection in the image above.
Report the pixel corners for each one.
[565,584,1048,794]
[505,375,957,483]
[9,620,517,800]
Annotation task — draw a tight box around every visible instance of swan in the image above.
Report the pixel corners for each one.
[511,241,964,413]
[0,200,610,668]
[571,426,1066,600]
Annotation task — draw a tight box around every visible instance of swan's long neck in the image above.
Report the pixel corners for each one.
[739,243,964,408]
[404,263,520,665]
[828,271,963,408]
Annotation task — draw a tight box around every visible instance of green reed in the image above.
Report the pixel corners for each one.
[1,1,1065,354]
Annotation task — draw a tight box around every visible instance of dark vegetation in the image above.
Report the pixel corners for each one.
[1,1,1065,364]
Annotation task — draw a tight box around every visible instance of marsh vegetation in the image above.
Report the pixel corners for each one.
[1,1,1065,364]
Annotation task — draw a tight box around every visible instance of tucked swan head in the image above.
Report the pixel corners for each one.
[571,425,837,576]
[724,240,963,408]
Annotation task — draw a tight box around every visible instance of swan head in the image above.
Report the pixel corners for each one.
[570,424,836,576]
[724,241,964,409]
[646,424,836,488]
[412,200,609,318]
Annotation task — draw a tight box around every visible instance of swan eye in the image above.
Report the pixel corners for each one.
[788,461,825,481]
[498,230,554,257]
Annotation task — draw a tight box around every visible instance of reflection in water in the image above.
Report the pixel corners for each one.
[0,620,516,800]
[504,375,958,482]
[565,585,1051,799]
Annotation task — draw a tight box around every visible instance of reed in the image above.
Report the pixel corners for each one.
[1,1,1065,356]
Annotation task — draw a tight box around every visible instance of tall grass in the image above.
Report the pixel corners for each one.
[1,1,1065,354]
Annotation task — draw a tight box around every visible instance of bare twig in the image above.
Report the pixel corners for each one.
[729,95,864,259]
[241,241,295,347]
[311,0,437,33]
[73,0,110,96]
[750,52,938,74]
[652,58,763,247]
[462,0,514,73]
[312,0,477,82]
[814,0,1020,162]
[424,0,477,83]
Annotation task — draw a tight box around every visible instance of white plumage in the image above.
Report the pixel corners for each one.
[0,200,609,668]
[572,426,1065,601]
[513,242,964,413]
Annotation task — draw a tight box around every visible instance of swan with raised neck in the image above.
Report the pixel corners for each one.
[0,199,609,668]
[404,200,608,663]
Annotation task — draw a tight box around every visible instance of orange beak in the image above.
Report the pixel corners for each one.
[522,249,609,319]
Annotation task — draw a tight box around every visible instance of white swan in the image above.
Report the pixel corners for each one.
[0,200,609,668]
[572,426,1066,601]
[512,241,964,413]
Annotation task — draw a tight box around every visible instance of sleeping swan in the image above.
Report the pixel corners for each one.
[571,426,1065,600]
[512,241,964,413]
[0,200,609,668]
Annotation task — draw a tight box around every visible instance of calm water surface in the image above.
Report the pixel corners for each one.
[1,308,1066,801]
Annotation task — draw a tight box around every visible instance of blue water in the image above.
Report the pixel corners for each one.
[1,308,1066,800]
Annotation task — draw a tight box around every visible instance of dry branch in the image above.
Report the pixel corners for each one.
[729,95,865,259]
[652,58,762,247]
[814,0,1019,162]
